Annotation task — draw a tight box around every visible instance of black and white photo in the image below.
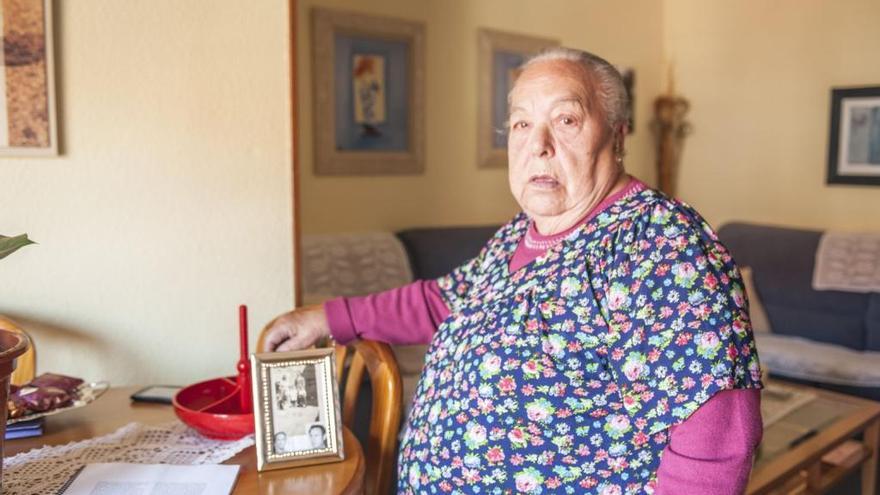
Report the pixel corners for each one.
[251,348,344,471]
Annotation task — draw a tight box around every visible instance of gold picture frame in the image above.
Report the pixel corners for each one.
[0,0,58,156]
[251,348,344,472]
[477,28,557,168]
[311,7,425,175]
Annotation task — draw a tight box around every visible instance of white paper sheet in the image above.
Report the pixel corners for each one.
[61,463,240,495]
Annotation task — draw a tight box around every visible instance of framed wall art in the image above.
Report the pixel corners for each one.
[827,86,880,186]
[251,348,344,471]
[477,28,557,168]
[312,8,424,175]
[0,0,58,156]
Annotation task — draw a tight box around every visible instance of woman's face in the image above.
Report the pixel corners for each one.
[507,59,617,228]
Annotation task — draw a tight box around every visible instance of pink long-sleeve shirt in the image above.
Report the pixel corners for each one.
[325,177,762,493]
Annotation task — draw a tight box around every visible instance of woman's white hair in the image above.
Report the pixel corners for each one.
[520,47,629,132]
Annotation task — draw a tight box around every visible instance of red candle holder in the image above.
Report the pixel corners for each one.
[173,305,254,440]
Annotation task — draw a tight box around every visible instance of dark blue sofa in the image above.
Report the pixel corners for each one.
[718,222,880,402]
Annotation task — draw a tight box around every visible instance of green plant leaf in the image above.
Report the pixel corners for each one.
[0,234,35,260]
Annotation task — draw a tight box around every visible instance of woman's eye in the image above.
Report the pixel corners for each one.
[559,116,576,126]
[512,121,529,130]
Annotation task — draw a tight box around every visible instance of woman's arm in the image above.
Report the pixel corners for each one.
[655,388,763,494]
[324,279,450,345]
[262,280,449,351]
[264,231,495,352]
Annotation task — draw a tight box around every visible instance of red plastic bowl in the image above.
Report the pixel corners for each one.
[173,376,254,440]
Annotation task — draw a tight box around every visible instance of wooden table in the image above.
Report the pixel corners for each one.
[747,380,880,495]
[5,387,365,495]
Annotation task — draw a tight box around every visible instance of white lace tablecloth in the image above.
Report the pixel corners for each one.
[3,422,254,495]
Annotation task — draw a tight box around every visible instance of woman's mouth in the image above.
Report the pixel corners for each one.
[529,175,559,189]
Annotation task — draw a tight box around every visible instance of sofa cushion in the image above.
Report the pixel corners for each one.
[756,333,880,387]
[391,345,428,375]
[396,226,499,280]
[718,223,874,351]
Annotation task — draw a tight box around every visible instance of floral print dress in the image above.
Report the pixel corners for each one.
[397,187,764,494]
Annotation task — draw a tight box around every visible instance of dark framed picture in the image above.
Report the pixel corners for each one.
[312,8,425,175]
[0,0,58,156]
[477,28,558,168]
[827,86,880,186]
[251,348,344,472]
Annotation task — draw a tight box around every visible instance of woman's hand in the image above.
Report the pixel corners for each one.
[262,305,331,352]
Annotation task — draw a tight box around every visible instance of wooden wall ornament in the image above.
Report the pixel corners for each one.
[651,66,692,197]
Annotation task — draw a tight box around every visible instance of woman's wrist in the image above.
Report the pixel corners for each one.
[323,298,357,345]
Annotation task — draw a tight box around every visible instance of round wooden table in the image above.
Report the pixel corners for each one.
[5,387,365,494]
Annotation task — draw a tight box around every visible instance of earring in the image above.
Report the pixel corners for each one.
[614,138,625,167]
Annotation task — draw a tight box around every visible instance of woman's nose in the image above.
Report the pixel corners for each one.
[529,125,555,158]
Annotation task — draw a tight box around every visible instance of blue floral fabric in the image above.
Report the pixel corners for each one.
[398,187,764,494]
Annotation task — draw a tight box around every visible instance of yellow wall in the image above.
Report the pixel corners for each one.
[299,0,665,234]
[665,0,880,231]
[0,1,295,385]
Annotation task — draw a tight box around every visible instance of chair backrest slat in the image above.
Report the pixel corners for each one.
[334,345,347,384]
[340,340,401,495]
[342,350,365,427]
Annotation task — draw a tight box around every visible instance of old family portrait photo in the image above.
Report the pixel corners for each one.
[269,363,329,455]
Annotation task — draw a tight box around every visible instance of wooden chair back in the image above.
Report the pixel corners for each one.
[256,326,402,495]
[0,315,35,386]
[335,340,402,495]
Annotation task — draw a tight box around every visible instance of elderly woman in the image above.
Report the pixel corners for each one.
[265,48,763,494]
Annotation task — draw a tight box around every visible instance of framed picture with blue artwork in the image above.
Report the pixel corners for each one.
[478,29,557,168]
[827,86,880,186]
[312,8,424,175]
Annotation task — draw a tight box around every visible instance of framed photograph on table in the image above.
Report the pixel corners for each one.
[251,348,344,471]
[827,86,880,186]
[477,28,557,168]
[0,0,58,156]
[312,8,425,175]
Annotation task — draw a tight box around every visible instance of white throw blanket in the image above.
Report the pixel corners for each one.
[301,232,414,298]
[813,231,880,293]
